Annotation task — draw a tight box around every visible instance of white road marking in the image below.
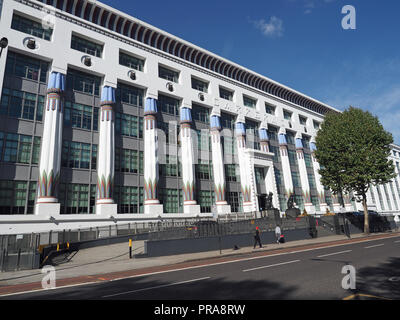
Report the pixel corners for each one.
[364,244,384,249]
[317,250,352,258]
[242,260,301,272]
[102,276,211,298]
[394,240,400,243]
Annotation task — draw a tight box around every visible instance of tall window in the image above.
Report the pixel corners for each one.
[245,119,260,150]
[0,180,29,214]
[160,189,181,213]
[119,52,144,71]
[191,77,208,92]
[0,132,40,165]
[71,34,103,57]
[291,171,301,188]
[64,102,98,131]
[199,190,214,213]
[225,164,238,182]
[158,94,180,116]
[196,160,213,180]
[192,104,210,124]
[5,52,48,83]
[267,126,278,141]
[158,65,179,83]
[59,183,96,214]
[299,116,307,126]
[220,112,236,130]
[115,113,143,138]
[313,120,321,130]
[116,83,144,107]
[115,148,139,173]
[11,13,53,40]
[62,141,97,169]
[227,192,241,212]
[159,155,179,177]
[0,88,45,121]
[288,150,298,166]
[114,186,143,214]
[66,69,101,96]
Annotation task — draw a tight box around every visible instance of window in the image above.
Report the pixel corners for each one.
[0,180,29,214]
[275,167,283,187]
[158,121,178,145]
[245,119,260,150]
[66,69,101,96]
[227,192,241,213]
[313,120,321,130]
[311,196,320,211]
[196,160,213,180]
[308,173,316,189]
[159,155,179,177]
[158,65,179,83]
[11,13,53,40]
[116,83,144,107]
[376,187,385,210]
[114,186,143,214]
[115,148,139,173]
[158,94,180,116]
[222,135,236,156]
[291,171,301,188]
[59,183,96,214]
[115,113,143,138]
[225,164,238,182]
[389,182,399,210]
[219,87,233,101]
[243,95,257,108]
[0,88,45,121]
[283,110,292,120]
[269,145,280,163]
[286,131,295,145]
[191,77,208,93]
[267,126,278,142]
[265,103,276,115]
[254,167,265,185]
[196,129,210,151]
[304,153,313,168]
[64,102,98,131]
[119,52,144,71]
[302,136,310,149]
[192,104,210,124]
[71,34,103,57]
[199,190,214,213]
[0,132,38,164]
[288,150,297,166]
[160,189,181,213]
[383,185,392,211]
[5,52,48,83]
[220,112,236,130]
[299,115,307,126]
[62,141,97,169]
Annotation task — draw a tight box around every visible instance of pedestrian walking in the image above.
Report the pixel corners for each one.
[253,227,262,249]
[275,225,281,244]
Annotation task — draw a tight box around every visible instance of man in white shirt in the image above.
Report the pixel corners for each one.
[275,225,281,244]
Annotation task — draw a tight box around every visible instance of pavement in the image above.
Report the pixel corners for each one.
[0,230,399,297]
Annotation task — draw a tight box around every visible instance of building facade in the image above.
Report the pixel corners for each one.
[0,0,399,233]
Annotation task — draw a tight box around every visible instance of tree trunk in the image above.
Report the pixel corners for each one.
[362,194,369,234]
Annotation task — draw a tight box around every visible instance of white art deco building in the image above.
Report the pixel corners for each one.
[0,0,399,233]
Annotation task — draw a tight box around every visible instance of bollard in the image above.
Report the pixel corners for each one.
[129,239,132,259]
[67,242,70,250]
[57,243,59,252]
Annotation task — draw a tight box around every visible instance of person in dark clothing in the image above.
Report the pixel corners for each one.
[253,226,262,249]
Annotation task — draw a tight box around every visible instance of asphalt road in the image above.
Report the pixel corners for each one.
[2,234,400,300]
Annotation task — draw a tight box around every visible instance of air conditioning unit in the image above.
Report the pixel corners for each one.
[198,93,205,101]
[129,71,136,80]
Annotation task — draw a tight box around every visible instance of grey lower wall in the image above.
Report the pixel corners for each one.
[143,228,313,257]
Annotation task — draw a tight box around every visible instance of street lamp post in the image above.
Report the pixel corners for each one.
[0,37,8,57]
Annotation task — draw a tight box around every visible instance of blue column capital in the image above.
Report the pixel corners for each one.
[279,133,287,145]
[100,86,116,106]
[47,72,65,93]
[235,122,246,136]
[144,97,158,115]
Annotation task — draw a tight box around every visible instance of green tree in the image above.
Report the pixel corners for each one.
[315,107,396,234]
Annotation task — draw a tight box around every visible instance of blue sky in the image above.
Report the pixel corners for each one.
[101,0,400,144]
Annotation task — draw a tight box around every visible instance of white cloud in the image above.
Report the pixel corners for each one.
[253,16,284,38]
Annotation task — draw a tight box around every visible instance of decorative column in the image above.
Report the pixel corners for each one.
[236,122,256,212]
[259,128,279,209]
[180,107,201,214]
[210,115,231,214]
[278,131,294,206]
[295,135,314,214]
[96,86,117,215]
[310,141,329,213]
[35,72,65,216]
[143,97,163,214]
[259,128,270,153]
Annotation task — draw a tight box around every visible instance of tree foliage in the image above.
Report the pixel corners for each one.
[315,107,396,233]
